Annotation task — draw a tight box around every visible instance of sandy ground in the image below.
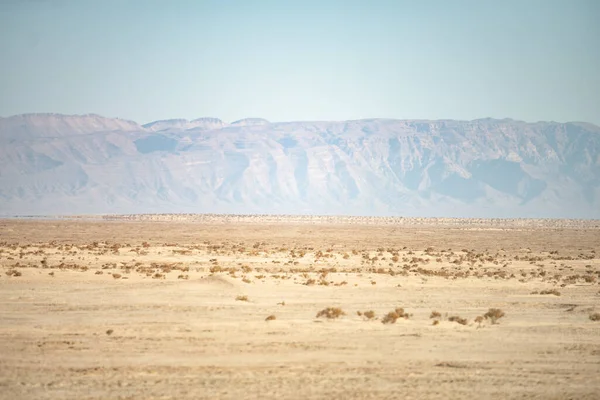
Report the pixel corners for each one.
[1,218,599,399]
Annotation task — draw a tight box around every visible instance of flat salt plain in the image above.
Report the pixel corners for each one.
[1,215,599,399]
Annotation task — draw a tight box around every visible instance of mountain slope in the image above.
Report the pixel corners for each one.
[1,114,599,218]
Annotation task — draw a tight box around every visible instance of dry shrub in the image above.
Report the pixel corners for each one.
[540,289,561,296]
[236,295,249,302]
[381,311,400,324]
[474,316,484,324]
[430,311,441,319]
[112,273,122,279]
[106,329,114,335]
[432,320,440,326]
[484,308,505,324]
[363,310,376,320]
[265,315,276,321]
[316,307,345,319]
[448,316,468,325]
[589,313,600,321]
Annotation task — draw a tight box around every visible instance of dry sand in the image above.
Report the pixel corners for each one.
[1,217,599,399]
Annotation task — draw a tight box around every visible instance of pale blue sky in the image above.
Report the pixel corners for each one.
[1,0,599,125]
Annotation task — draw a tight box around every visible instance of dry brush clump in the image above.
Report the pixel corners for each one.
[381,308,411,324]
[265,315,276,321]
[235,295,249,302]
[539,289,561,296]
[484,308,505,324]
[316,307,345,319]
[357,310,376,320]
[448,316,468,325]
[430,311,441,319]
[589,313,600,321]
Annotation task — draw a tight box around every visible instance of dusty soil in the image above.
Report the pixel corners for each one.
[1,218,599,399]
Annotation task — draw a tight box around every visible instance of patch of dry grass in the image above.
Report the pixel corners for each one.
[448,316,468,325]
[316,307,345,319]
[484,308,506,324]
[539,289,561,296]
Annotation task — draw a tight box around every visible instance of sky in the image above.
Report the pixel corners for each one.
[0,0,599,125]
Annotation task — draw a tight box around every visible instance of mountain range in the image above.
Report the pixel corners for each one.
[0,113,599,218]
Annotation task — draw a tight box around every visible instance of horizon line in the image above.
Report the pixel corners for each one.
[1,112,599,127]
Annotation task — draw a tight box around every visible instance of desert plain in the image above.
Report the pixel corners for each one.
[1,216,599,399]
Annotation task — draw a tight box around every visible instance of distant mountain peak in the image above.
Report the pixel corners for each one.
[1,115,599,218]
[231,118,270,126]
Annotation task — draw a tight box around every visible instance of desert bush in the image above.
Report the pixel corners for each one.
[589,313,600,321]
[265,315,276,321]
[112,273,122,279]
[484,308,505,324]
[432,320,440,326]
[316,307,345,319]
[430,311,441,319]
[540,289,561,296]
[363,310,376,320]
[448,316,468,325]
[235,295,249,302]
[381,311,400,324]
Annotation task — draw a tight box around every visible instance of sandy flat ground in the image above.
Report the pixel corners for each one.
[1,218,599,399]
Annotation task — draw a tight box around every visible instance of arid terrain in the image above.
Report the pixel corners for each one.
[1,216,599,399]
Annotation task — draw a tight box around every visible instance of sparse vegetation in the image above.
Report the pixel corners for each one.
[235,295,249,302]
[316,307,345,319]
[362,310,376,320]
[448,316,468,325]
[539,289,561,296]
[589,313,600,321]
[381,311,400,324]
[484,308,505,324]
[265,315,276,321]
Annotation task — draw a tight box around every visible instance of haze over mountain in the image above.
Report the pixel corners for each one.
[0,113,598,218]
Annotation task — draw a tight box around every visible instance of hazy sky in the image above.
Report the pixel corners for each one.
[1,0,599,125]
